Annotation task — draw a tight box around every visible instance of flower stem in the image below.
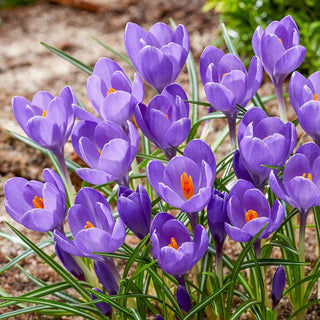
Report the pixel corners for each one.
[274,82,287,123]
[215,243,223,287]
[226,114,237,151]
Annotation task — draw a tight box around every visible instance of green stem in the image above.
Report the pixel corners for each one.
[274,82,287,123]
[226,114,237,151]
[215,243,223,287]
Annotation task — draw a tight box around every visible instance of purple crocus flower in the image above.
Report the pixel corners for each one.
[225,179,284,242]
[72,119,139,187]
[289,71,320,146]
[177,285,192,312]
[117,185,152,240]
[150,212,208,277]
[252,15,306,121]
[234,107,296,190]
[4,168,66,233]
[54,187,126,259]
[269,142,320,216]
[271,265,286,310]
[135,83,190,159]
[91,288,112,316]
[11,86,76,157]
[147,139,216,214]
[85,57,144,129]
[124,22,189,93]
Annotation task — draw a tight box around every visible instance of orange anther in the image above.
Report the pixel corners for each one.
[42,110,47,117]
[314,93,318,101]
[107,87,116,96]
[168,237,178,250]
[302,173,312,181]
[32,195,44,209]
[84,221,95,230]
[245,209,258,223]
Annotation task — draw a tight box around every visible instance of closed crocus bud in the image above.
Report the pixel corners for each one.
[91,288,112,316]
[135,83,191,159]
[147,139,216,213]
[11,86,76,157]
[72,119,139,187]
[4,168,66,233]
[235,107,296,190]
[54,188,126,259]
[271,265,286,309]
[150,212,208,277]
[225,180,284,242]
[269,142,320,216]
[289,71,320,146]
[177,285,192,312]
[124,22,189,93]
[117,185,152,240]
[207,190,229,248]
[85,57,144,129]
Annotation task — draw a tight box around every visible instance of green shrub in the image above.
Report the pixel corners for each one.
[203,0,320,75]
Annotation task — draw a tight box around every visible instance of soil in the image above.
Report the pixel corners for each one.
[0,0,319,319]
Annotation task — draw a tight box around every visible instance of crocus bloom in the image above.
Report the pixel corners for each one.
[54,187,126,259]
[85,57,144,129]
[124,22,189,93]
[252,15,306,121]
[135,83,190,159]
[150,212,208,276]
[117,185,152,239]
[94,259,120,295]
[177,285,192,312]
[72,119,139,186]
[271,265,286,310]
[234,107,296,190]
[147,139,216,213]
[11,86,76,157]
[4,168,66,233]
[252,15,305,88]
[269,142,320,215]
[289,71,320,146]
[91,288,112,316]
[225,180,284,242]
[200,46,262,120]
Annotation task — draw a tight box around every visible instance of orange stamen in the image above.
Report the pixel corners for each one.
[245,209,259,223]
[279,38,283,45]
[42,110,47,117]
[168,237,178,250]
[98,149,101,155]
[222,73,227,78]
[84,221,95,230]
[180,172,194,200]
[314,93,318,101]
[164,114,169,120]
[107,87,116,96]
[32,195,44,209]
[302,173,312,181]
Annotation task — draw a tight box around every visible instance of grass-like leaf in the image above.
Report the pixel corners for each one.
[229,299,261,320]
[41,42,93,74]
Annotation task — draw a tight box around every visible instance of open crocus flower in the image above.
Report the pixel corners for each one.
[150,212,208,277]
[54,187,126,259]
[252,15,305,88]
[85,57,144,129]
[200,46,262,120]
[124,22,189,93]
[147,139,216,213]
[269,142,320,215]
[226,180,284,242]
[135,83,191,159]
[234,107,296,190]
[289,71,320,146]
[11,86,76,157]
[4,169,66,233]
[72,119,139,187]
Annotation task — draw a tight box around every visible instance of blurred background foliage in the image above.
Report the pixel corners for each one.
[0,0,35,9]
[203,0,320,75]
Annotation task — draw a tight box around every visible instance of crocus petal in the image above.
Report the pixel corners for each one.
[86,75,107,116]
[76,168,114,185]
[93,57,122,88]
[225,223,253,242]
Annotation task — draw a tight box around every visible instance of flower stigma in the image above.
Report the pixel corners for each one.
[32,195,44,209]
[84,221,95,230]
[168,237,179,250]
[107,87,116,96]
[180,172,194,200]
[302,173,312,181]
[245,209,259,223]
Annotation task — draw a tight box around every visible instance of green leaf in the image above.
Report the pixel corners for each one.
[230,299,261,320]
[0,305,49,319]
[41,42,93,74]
[287,298,320,320]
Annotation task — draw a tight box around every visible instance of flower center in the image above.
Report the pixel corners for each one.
[314,93,318,101]
[302,172,312,181]
[245,209,259,223]
[180,172,194,200]
[84,221,95,230]
[107,87,116,96]
[42,110,47,117]
[32,195,44,209]
[168,237,178,250]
